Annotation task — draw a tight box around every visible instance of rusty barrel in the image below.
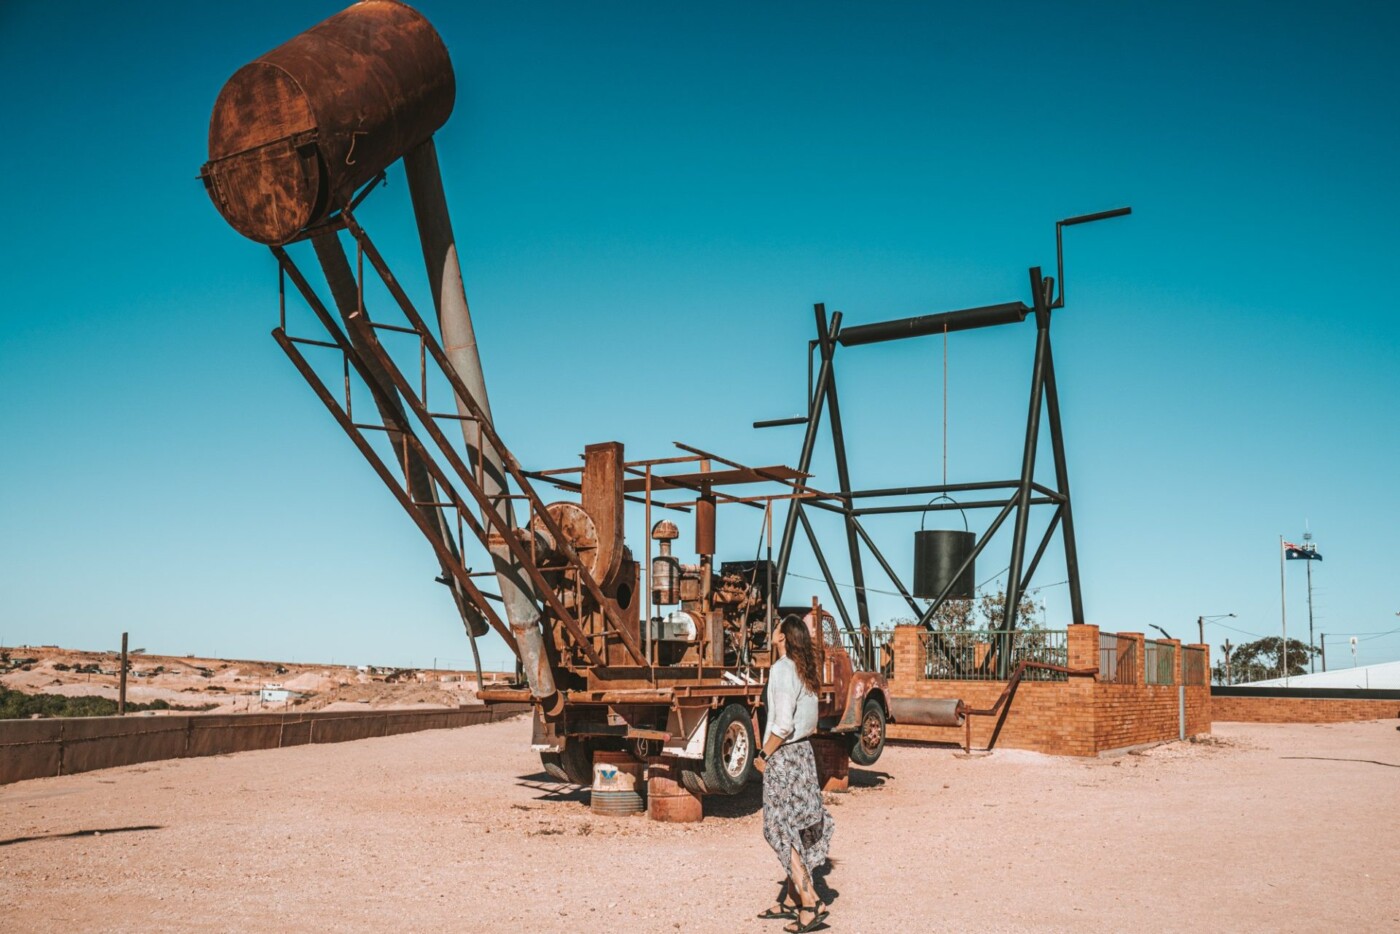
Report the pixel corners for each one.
[590,750,644,817]
[646,756,703,823]
[201,0,454,244]
[810,736,850,793]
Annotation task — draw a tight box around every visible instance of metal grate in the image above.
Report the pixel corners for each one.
[920,629,1068,682]
[1145,640,1176,685]
[1099,631,1138,684]
[1181,646,1207,686]
[833,629,894,674]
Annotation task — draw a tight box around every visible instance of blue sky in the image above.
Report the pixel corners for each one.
[1,1,1397,672]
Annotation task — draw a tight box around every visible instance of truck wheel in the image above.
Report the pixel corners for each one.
[849,698,886,766]
[698,704,756,795]
[540,738,593,785]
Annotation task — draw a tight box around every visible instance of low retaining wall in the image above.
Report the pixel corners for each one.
[1211,687,1400,723]
[886,625,1211,756]
[0,703,530,785]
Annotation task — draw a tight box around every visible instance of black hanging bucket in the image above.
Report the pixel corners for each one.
[913,498,975,599]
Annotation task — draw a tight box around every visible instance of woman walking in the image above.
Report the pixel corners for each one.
[755,615,834,932]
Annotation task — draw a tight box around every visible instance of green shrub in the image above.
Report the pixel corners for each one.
[0,688,218,719]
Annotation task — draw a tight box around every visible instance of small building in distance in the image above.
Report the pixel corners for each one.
[260,683,301,705]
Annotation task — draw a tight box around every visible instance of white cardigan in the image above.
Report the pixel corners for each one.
[764,655,818,745]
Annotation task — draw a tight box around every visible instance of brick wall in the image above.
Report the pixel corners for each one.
[886,624,1212,757]
[1212,695,1400,724]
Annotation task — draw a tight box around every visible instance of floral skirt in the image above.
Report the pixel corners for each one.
[761,740,834,874]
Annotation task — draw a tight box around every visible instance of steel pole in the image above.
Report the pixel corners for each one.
[1039,339,1085,625]
[1306,558,1315,673]
[1279,536,1288,684]
[775,306,841,597]
[118,631,128,716]
[815,306,873,661]
[999,268,1051,675]
[404,139,558,712]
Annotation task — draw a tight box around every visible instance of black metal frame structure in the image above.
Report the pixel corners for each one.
[762,209,1130,676]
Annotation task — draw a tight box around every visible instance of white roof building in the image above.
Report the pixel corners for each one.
[1245,659,1400,691]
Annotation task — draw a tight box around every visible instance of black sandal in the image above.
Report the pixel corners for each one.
[783,905,829,933]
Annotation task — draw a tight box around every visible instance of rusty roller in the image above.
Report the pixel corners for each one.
[200,0,454,244]
[888,697,965,727]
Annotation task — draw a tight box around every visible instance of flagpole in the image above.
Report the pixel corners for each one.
[1304,525,1316,674]
[1278,535,1288,685]
[1306,557,1315,673]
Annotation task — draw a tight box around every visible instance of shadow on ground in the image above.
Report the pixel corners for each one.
[0,825,163,848]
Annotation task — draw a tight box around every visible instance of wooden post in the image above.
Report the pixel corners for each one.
[118,631,128,716]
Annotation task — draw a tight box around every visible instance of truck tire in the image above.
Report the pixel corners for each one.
[540,738,593,785]
[849,698,886,766]
[696,704,756,796]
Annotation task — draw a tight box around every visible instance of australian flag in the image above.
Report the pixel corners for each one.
[1284,541,1322,561]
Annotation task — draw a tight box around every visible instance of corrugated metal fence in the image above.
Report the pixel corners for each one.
[0,703,531,785]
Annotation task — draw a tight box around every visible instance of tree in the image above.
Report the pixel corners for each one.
[1214,636,1318,684]
[886,588,1050,679]
[900,588,1043,633]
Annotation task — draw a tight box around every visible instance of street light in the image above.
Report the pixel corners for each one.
[1197,612,1236,645]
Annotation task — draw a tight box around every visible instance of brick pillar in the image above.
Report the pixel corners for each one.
[1067,624,1099,676]
[892,625,923,683]
[1187,642,1212,735]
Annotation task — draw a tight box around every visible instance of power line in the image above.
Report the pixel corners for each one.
[786,569,1067,599]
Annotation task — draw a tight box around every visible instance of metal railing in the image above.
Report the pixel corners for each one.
[1145,640,1175,685]
[1181,646,1207,686]
[920,629,1069,682]
[1098,631,1138,684]
[832,629,894,674]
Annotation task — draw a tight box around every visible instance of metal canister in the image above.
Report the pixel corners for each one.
[651,555,681,605]
[201,0,454,244]
[913,529,976,600]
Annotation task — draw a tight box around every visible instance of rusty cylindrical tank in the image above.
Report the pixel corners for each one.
[201,0,454,244]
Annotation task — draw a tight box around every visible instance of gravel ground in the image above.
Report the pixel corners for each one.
[1,717,1396,933]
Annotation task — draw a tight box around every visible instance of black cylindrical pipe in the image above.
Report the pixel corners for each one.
[836,302,1030,347]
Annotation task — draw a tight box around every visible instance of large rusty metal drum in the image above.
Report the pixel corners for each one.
[645,757,703,823]
[201,0,454,244]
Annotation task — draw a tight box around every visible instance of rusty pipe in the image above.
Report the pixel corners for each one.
[403,139,559,712]
[310,230,490,641]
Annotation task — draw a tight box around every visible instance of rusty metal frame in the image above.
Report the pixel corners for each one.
[339,209,647,665]
[271,229,647,669]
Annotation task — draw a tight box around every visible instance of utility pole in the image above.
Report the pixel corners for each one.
[118,631,129,716]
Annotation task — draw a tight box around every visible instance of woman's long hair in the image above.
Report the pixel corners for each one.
[780,615,822,695]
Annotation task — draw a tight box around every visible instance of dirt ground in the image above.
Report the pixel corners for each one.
[1,717,1396,933]
[0,647,499,713]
